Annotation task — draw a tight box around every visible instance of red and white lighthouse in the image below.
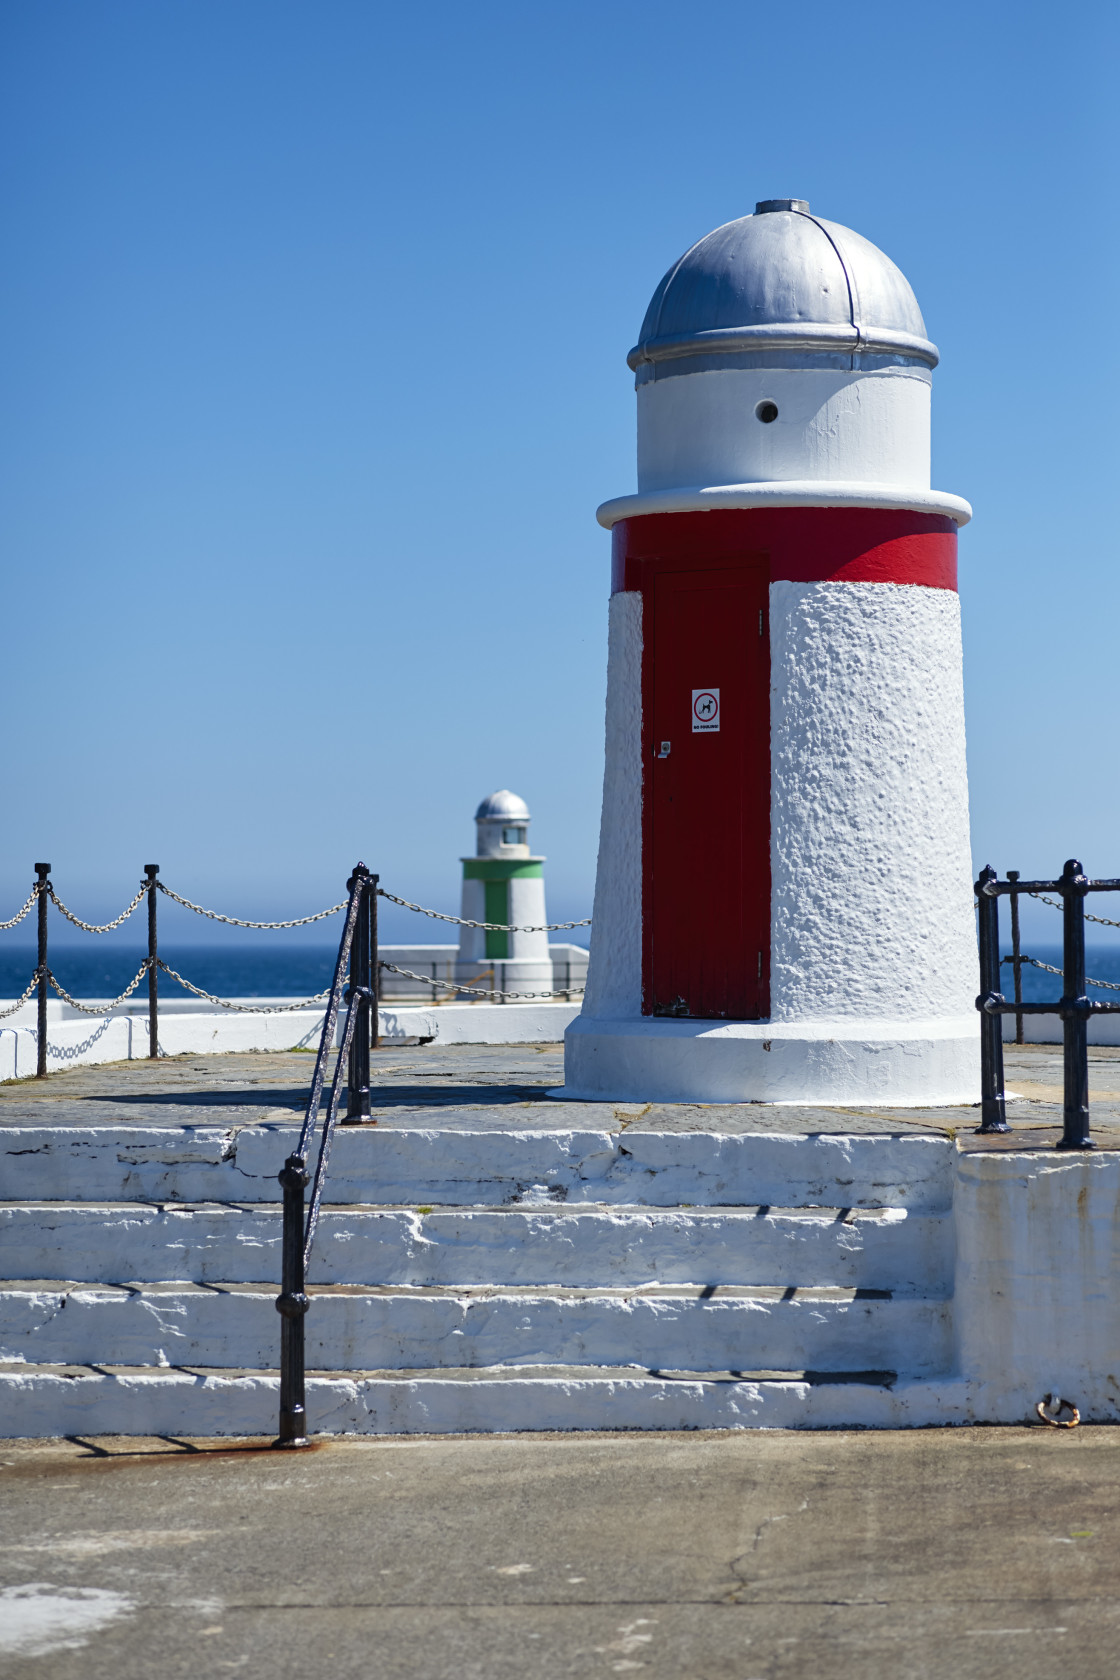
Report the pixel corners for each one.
[564,199,978,1105]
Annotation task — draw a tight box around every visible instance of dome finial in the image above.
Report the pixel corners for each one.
[755,198,809,214]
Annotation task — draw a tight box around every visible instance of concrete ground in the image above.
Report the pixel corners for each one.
[3,1038,1120,1146]
[2,1426,1119,1679]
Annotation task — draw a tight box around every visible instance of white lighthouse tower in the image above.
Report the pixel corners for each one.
[565,198,979,1104]
[456,791,553,998]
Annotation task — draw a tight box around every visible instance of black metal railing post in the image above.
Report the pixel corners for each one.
[1059,858,1093,1150]
[274,864,368,1448]
[145,865,159,1060]
[370,871,379,1053]
[1008,869,1024,1045]
[274,1154,311,1446]
[35,863,50,1078]
[975,865,1010,1133]
[344,865,375,1122]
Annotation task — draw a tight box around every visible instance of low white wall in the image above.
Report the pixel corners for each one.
[375,1003,577,1046]
[0,1000,581,1079]
[1001,1013,1120,1046]
[0,1010,327,1079]
[954,1148,1120,1420]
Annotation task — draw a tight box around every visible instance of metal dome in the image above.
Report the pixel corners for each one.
[474,790,531,823]
[629,201,937,379]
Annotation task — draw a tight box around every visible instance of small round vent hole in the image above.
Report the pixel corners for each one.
[755,400,779,424]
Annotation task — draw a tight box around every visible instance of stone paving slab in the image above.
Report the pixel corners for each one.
[2,1041,1119,1143]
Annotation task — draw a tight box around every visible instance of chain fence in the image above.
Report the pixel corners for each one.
[1029,891,1120,931]
[0,866,592,1075]
[0,885,42,932]
[46,961,154,1014]
[0,969,45,1019]
[154,960,334,1013]
[155,882,348,929]
[377,889,591,933]
[47,882,150,934]
[1002,953,1120,993]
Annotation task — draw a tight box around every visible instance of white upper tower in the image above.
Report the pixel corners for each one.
[600,199,967,529]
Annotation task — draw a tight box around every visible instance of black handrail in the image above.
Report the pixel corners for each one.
[274,862,378,1449]
[975,858,1120,1149]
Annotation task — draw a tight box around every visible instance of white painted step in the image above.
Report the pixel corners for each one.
[0,1361,977,1437]
[0,1281,951,1376]
[0,1126,954,1209]
[0,1201,951,1292]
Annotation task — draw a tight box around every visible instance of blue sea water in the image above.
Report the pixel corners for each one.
[0,945,340,1001]
[1,941,1117,1005]
[1000,944,1120,1004]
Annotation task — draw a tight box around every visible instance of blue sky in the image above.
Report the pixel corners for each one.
[0,0,1115,946]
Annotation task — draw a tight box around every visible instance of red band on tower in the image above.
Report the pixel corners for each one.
[611,507,958,594]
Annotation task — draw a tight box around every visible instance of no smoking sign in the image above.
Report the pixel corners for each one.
[692,688,720,732]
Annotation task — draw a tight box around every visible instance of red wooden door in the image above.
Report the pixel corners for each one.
[644,557,770,1019]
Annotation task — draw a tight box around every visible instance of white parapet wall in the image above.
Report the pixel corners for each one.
[0,1000,581,1079]
[954,1147,1120,1420]
[1001,1013,1120,1046]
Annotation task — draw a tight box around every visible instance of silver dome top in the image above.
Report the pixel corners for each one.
[629,201,937,380]
[474,789,530,824]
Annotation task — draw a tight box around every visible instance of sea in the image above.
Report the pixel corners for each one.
[0,942,1116,1004]
[0,945,341,1002]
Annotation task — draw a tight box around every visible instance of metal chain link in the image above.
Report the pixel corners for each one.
[155,960,333,1012]
[0,968,44,1019]
[1029,891,1120,931]
[1002,953,1120,993]
[377,889,591,933]
[0,884,42,932]
[380,960,584,1002]
[156,882,347,929]
[47,881,150,934]
[46,962,154,1014]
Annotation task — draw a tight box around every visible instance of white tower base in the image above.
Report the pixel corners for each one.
[558,1013,980,1107]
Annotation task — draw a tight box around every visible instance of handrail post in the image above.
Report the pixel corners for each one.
[144,865,159,1060]
[274,1154,311,1446]
[975,866,1009,1133]
[344,866,375,1122]
[1058,858,1093,1150]
[1008,869,1024,1044]
[35,863,50,1078]
[371,872,380,1053]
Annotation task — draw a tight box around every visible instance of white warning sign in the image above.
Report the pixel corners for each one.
[692,688,720,732]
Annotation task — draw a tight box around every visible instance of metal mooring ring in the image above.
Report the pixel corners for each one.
[1036,1393,1081,1428]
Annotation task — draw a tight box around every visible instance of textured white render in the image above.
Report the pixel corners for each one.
[581,590,643,1018]
[637,366,931,493]
[769,580,976,1027]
